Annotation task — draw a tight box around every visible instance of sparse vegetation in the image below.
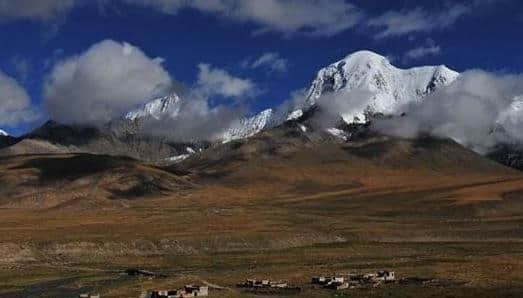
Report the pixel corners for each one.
[1,135,523,297]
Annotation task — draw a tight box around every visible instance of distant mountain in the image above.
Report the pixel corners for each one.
[125,92,278,143]
[125,50,459,144]
[0,120,201,162]
[293,50,459,124]
[126,93,182,121]
[8,50,523,173]
[222,109,275,142]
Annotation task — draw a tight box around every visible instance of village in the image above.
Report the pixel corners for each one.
[80,270,405,297]
[140,285,209,298]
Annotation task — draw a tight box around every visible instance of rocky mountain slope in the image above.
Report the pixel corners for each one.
[0,121,196,162]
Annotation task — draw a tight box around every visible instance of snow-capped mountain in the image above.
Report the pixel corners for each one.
[125,92,275,143]
[126,93,182,121]
[222,109,274,142]
[0,129,8,137]
[123,50,460,143]
[295,50,459,124]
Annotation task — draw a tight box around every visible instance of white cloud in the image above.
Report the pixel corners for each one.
[0,70,40,127]
[246,52,288,73]
[373,70,523,153]
[43,39,172,125]
[124,0,363,37]
[367,4,469,39]
[196,63,257,99]
[136,62,260,142]
[140,94,245,142]
[0,0,77,23]
[404,39,441,61]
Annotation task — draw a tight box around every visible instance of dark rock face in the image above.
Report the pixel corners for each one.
[487,144,523,170]
[0,135,18,149]
[1,120,209,163]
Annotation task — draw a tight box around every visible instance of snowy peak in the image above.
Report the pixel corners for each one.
[124,91,275,142]
[0,129,8,137]
[305,50,459,123]
[222,109,274,142]
[126,93,182,121]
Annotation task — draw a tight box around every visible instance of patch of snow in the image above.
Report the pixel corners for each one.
[286,109,303,121]
[186,147,196,154]
[165,154,190,163]
[126,93,182,121]
[298,124,307,132]
[326,128,349,141]
[222,109,274,142]
[0,129,7,136]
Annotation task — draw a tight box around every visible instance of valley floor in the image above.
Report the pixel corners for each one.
[1,171,523,297]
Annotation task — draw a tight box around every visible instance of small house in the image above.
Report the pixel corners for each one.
[376,271,395,281]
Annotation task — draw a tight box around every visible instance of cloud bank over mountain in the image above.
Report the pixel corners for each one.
[0,70,40,127]
[373,70,523,152]
[43,40,173,125]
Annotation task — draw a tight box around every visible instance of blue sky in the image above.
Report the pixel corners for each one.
[0,0,522,136]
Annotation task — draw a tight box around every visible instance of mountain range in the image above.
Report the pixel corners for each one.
[124,50,459,140]
[3,51,523,296]
[2,50,523,170]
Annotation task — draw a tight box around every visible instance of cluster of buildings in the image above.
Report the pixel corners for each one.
[79,270,398,297]
[236,279,301,294]
[312,271,396,290]
[237,279,289,289]
[141,285,209,298]
[79,294,100,298]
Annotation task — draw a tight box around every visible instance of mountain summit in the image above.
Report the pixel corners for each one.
[298,50,459,124]
[126,93,182,121]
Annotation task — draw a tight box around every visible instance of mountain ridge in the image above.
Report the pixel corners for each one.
[123,50,459,144]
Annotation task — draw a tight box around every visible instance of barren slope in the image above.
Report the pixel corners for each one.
[1,129,523,297]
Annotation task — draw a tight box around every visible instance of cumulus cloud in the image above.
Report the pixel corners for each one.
[0,0,77,23]
[136,63,259,142]
[196,63,257,99]
[372,70,523,153]
[43,39,172,125]
[124,0,363,37]
[367,4,469,39]
[404,39,441,62]
[275,87,373,130]
[243,52,289,74]
[0,70,40,127]
[140,93,245,142]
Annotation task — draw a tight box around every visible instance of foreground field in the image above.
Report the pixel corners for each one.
[2,174,523,297]
[1,135,523,297]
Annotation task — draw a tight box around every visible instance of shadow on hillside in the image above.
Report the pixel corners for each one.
[108,176,173,200]
[11,154,134,182]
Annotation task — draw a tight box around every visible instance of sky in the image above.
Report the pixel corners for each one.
[0,0,522,137]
